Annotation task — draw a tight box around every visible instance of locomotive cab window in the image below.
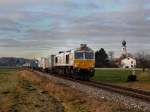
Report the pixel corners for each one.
[66,55,69,64]
[85,52,94,59]
[75,52,84,59]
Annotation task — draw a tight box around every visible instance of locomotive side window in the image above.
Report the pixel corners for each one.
[66,55,69,64]
[55,57,58,63]
[85,52,94,59]
[75,52,84,59]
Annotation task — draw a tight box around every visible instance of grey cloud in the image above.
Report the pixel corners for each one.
[0,0,150,58]
[0,17,22,34]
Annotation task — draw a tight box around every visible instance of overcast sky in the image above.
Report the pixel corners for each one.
[0,0,149,58]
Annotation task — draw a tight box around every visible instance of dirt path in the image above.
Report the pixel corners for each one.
[0,69,64,112]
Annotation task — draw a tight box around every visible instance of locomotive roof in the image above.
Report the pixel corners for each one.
[75,45,93,52]
[56,44,93,55]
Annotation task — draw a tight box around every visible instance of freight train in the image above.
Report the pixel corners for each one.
[29,44,95,80]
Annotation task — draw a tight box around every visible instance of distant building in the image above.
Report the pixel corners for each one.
[22,63,30,67]
[121,57,136,68]
[120,40,136,69]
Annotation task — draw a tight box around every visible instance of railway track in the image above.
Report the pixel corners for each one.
[30,70,150,103]
[79,80,150,102]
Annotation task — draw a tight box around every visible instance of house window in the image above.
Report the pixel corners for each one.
[125,66,129,68]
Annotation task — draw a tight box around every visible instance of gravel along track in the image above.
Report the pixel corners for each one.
[82,80,150,102]
[34,71,150,112]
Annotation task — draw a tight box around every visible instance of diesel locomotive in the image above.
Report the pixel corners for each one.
[32,44,95,80]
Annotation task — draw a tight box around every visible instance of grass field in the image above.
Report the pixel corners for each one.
[93,68,150,90]
[93,69,150,83]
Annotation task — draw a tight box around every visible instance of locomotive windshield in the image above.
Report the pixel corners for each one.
[85,52,94,59]
[75,52,94,59]
[75,52,84,59]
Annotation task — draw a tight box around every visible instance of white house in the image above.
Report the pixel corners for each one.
[121,57,136,69]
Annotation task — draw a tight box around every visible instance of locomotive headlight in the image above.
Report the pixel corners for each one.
[90,69,93,72]
[74,64,78,67]
[91,64,94,68]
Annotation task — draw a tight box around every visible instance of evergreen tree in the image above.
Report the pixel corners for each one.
[95,48,109,67]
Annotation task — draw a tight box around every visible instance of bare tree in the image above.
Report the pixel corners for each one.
[108,51,117,68]
[108,51,114,61]
[135,51,150,71]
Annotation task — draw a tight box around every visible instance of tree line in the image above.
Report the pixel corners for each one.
[95,48,150,69]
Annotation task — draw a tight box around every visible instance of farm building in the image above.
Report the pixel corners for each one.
[121,57,136,68]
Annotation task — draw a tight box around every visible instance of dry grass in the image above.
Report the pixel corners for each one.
[0,69,18,111]
[0,69,64,112]
[19,70,140,112]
